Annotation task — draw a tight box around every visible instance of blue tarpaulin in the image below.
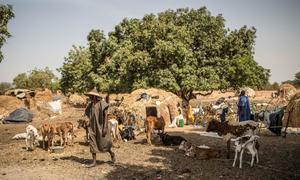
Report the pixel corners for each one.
[3,108,33,124]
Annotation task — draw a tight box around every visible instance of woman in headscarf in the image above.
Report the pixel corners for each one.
[237,90,251,122]
[84,88,115,168]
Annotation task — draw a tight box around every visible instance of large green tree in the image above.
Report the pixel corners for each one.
[0,4,14,63]
[60,7,270,102]
[58,46,92,94]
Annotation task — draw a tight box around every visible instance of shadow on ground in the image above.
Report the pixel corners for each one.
[104,130,299,180]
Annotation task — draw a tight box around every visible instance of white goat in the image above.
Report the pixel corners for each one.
[25,125,39,150]
[232,135,259,168]
[109,119,121,141]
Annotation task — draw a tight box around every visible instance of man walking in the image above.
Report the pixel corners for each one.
[84,88,115,168]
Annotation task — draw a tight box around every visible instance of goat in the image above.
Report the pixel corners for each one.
[159,132,186,146]
[145,115,165,145]
[25,125,39,150]
[109,119,122,142]
[41,122,75,150]
[232,135,259,168]
[121,125,135,141]
[40,123,52,150]
[58,122,75,145]
[206,119,258,158]
[179,141,221,160]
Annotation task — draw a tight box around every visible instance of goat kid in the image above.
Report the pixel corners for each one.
[159,132,186,146]
[41,122,75,150]
[109,119,122,142]
[232,135,259,168]
[25,125,39,150]
[179,141,221,160]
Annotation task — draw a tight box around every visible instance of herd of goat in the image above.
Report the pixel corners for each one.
[23,113,261,169]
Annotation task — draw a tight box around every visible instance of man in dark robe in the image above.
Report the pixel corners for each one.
[84,88,115,168]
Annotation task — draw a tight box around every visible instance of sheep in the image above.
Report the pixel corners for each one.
[232,135,259,168]
[206,119,258,158]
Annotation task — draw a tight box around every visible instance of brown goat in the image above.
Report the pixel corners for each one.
[41,122,75,150]
[145,115,165,145]
[206,120,257,158]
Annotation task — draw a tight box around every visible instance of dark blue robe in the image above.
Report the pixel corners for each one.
[238,96,251,122]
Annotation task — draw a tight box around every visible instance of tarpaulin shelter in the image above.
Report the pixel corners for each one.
[3,108,33,124]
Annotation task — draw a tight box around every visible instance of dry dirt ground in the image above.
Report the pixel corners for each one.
[0,108,299,180]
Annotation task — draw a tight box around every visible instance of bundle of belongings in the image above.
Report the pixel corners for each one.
[3,108,33,124]
[259,107,284,136]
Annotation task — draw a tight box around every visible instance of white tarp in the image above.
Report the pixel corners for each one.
[47,100,62,114]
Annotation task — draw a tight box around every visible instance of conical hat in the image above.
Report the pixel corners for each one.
[84,87,101,97]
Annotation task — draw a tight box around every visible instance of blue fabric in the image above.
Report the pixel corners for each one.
[238,96,251,122]
[220,107,228,123]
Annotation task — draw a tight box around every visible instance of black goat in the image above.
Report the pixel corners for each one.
[159,132,186,146]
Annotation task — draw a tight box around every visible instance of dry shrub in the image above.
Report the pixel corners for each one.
[68,93,87,108]
[34,88,53,103]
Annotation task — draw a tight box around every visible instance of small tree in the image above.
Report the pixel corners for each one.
[0,82,12,94]
[13,73,29,89]
[0,4,14,63]
[13,68,57,90]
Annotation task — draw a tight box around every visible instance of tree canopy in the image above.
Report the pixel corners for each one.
[13,67,58,91]
[283,71,300,88]
[0,82,12,94]
[58,46,92,94]
[60,7,269,101]
[0,4,14,63]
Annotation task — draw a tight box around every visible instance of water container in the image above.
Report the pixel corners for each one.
[179,119,184,128]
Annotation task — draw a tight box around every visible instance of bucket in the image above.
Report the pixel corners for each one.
[179,119,184,128]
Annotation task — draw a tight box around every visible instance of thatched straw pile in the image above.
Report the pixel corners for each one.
[279,83,296,101]
[0,96,23,117]
[283,92,300,127]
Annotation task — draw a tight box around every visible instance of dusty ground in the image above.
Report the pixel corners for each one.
[0,109,299,180]
[0,91,299,180]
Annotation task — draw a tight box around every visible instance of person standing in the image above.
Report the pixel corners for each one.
[237,90,251,122]
[84,88,115,168]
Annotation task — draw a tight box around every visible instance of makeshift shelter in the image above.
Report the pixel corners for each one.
[283,92,300,128]
[3,108,33,124]
[117,88,182,128]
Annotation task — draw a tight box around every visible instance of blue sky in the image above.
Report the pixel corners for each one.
[0,0,299,83]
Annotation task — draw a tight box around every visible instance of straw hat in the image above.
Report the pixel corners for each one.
[84,87,101,97]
